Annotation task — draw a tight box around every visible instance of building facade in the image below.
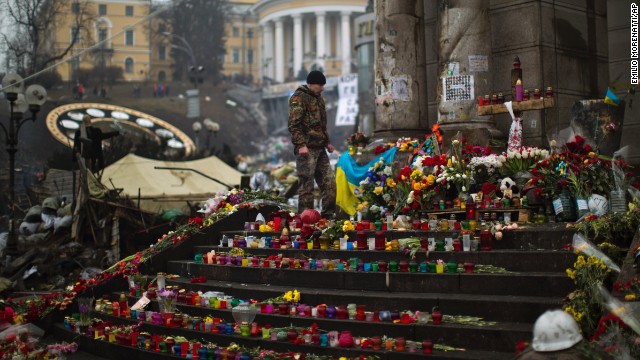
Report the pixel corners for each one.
[55,0,153,83]
[251,0,367,84]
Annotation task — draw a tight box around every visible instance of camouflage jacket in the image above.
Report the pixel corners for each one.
[288,85,329,152]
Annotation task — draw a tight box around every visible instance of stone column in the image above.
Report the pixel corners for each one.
[341,11,352,75]
[374,0,428,139]
[316,11,326,69]
[304,16,311,56]
[262,21,274,80]
[437,0,501,147]
[293,14,303,77]
[274,17,285,83]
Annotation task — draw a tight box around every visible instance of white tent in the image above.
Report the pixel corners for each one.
[102,153,243,213]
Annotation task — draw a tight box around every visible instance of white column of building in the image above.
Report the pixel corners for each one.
[341,11,352,75]
[274,17,285,83]
[262,22,274,80]
[292,14,303,77]
[304,16,311,57]
[315,11,326,68]
[336,16,342,59]
[325,16,331,60]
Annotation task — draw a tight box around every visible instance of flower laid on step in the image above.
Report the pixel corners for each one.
[564,254,614,337]
[356,156,397,219]
[346,132,370,147]
[322,219,353,241]
[258,289,301,305]
[158,288,178,314]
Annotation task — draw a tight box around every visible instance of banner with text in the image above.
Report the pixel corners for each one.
[336,74,359,126]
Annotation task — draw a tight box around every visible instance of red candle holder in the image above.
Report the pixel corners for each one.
[465,202,476,220]
[422,339,433,354]
[374,231,386,250]
[356,231,367,250]
[431,306,443,325]
[480,229,493,251]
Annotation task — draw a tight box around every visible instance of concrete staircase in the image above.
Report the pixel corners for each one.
[52,209,577,359]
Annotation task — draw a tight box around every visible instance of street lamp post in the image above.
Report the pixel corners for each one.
[0,73,47,264]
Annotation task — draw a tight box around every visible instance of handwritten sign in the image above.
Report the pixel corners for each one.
[336,74,359,126]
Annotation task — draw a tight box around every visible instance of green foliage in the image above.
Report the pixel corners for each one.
[574,200,640,248]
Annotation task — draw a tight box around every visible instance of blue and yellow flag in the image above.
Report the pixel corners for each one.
[604,88,621,106]
[335,147,398,215]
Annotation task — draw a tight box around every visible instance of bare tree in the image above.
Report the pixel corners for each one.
[158,0,227,84]
[1,0,94,77]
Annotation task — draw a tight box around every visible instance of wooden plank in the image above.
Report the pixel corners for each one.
[478,97,555,116]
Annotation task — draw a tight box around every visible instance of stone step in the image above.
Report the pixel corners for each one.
[166,261,575,297]
[193,246,576,272]
[164,278,562,323]
[54,318,515,359]
[219,223,575,250]
[116,292,530,353]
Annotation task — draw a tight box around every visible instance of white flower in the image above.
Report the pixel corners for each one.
[522,152,529,159]
[498,155,506,163]
[462,174,467,179]
[383,166,393,176]
[455,174,461,178]
[383,194,391,202]
[515,152,522,159]
[461,186,466,192]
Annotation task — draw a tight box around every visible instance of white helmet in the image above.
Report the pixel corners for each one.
[532,310,583,352]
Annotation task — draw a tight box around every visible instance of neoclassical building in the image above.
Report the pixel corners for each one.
[250,0,368,84]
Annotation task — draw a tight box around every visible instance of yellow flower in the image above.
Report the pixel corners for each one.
[374,186,384,195]
[588,152,596,157]
[412,182,422,191]
[386,178,396,187]
[426,174,435,185]
[293,289,301,302]
[283,291,293,302]
[410,169,423,180]
[566,269,576,280]
[625,294,636,301]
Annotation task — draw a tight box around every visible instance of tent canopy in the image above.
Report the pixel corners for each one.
[102,153,243,213]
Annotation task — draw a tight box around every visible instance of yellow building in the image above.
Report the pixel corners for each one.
[52,0,365,86]
[224,1,259,84]
[55,0,154,83]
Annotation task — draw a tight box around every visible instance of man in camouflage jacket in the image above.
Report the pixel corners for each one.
[288,70,336,217]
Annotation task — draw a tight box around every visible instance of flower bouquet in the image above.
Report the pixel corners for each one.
[76,297,94,326]
[497,146,549,189]
[347,132,370,147]
[157,288,177,314]
[356,157,397,219]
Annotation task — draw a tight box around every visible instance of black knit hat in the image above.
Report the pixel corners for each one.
[306,70,326,85]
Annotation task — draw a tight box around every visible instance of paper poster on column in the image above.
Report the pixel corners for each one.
[441,75,474,102]
[335,74,358,126]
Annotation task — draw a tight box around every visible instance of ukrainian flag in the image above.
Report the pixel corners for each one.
[335,147,398,215]
[604,88,621,106]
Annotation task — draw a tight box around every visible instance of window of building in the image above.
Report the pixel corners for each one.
[125,6,133,16]
[99,4,107,15]
[98,28,108,44]
[232,49,240,63]
[125,58,134,73]
[158,45,166,60]
[71,2,80,14]
[247,49,254,64]
[158,71,166,82]
[125,30,134,45]
[232,27,239,37]
[71,26,81,43]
